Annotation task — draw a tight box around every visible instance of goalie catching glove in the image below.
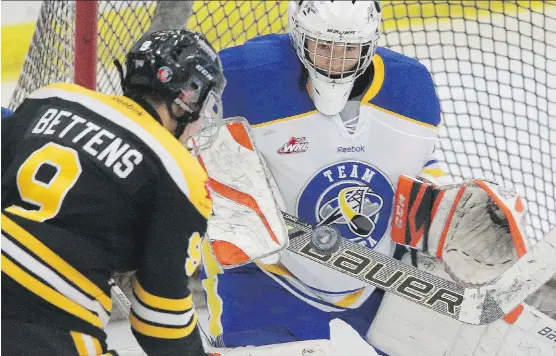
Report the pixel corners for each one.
[392,175,530,286]
[369,176,556,356]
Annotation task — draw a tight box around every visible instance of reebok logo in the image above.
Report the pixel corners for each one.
[278,137,309,154]
[337,145,365,153]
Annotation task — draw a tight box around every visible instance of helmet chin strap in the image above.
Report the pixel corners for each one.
[165,100,198,139]
[173,120,188,139]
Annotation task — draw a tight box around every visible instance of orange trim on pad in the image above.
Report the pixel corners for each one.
[503,304,524,324]
[474,181,527,257]
[198,156,280,250]
[208,177,280,246]
[210,240,251,266]
[226,122,254,151]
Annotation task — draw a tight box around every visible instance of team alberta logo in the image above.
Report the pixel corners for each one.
[277,137,309,154]
[297,161,394,248]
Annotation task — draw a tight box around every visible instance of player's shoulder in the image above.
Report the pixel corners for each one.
[219,33,299,72]
[29,83,212,218]
[363,47,441,127]
[29,83,168,140]
[218,34,314,126]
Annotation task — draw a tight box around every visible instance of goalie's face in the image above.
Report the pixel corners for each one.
[305,37,362,78]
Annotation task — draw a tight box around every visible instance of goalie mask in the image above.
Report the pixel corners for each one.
[118,29,226,154]
[288,1,382,116]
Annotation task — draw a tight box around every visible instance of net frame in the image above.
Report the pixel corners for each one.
[74,0,98,90]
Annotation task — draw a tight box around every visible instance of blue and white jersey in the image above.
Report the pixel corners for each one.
[218,34,444,310]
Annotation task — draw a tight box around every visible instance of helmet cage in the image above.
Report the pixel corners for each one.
[291,26,379,84]
[184,89,224,155]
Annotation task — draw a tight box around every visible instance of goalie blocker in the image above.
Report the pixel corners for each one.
[197,117,289,267]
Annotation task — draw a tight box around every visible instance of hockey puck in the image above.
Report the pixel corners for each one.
[310,225,341,255]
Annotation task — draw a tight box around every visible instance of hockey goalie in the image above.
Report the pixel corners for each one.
[198,117,555,356]
[196,2,555,355]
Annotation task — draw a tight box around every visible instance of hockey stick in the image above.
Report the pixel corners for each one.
[109,278,132,319]
[282,212,556,325]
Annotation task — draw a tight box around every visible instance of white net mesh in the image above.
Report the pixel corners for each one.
[10,1,555,247]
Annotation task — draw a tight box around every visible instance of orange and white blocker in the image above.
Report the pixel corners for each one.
[197,117,289,268]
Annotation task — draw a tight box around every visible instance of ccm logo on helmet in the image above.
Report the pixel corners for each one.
[197,39,218,61]
[196,64,213,81]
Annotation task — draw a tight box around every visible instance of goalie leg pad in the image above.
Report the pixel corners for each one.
[367,253,556,356]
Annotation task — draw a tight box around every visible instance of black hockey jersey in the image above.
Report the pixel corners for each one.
[1,83,212,355]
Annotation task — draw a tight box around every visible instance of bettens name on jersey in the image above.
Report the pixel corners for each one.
[30,107,143,179]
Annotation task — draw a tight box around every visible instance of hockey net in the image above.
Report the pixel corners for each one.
[9,1,555,324]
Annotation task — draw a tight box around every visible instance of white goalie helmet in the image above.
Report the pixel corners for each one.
[288,1,382,115]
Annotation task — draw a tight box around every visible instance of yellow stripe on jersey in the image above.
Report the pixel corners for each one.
[421,168,447,177]
[29,83,212,219]
[92,338,102,354]
[133,279,193,312]
[257,263,294,277]
[2,255,102,328]
[201,238,224,339]
[333,288,365,308]
[361,54,385,104]
[70,331,103,356]
[70,331,88,355]
[130,312,198,339]
[251,110,319,128]
[363,102,438,129]
[1,214,112,313]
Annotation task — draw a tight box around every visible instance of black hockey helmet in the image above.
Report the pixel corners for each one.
[116,29,226,144]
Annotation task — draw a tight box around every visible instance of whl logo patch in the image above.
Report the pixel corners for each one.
[278,137,309,154]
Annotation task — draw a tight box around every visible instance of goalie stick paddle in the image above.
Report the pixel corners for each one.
[282,212,556,325]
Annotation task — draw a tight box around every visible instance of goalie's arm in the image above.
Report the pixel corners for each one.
[130,173,208,356]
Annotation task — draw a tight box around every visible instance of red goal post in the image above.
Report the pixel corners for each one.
[8,1,555,246]
[74,0,98,90]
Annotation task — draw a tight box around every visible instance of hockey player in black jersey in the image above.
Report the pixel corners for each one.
[1,29,225,356]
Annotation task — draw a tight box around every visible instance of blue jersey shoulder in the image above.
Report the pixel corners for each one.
[1,106,14,119]
[219,34,315,126]
[367,47,441,127]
